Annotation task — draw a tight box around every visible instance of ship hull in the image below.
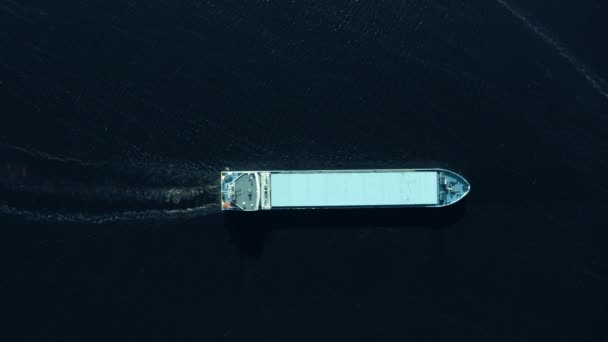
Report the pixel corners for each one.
[221,169,470,212]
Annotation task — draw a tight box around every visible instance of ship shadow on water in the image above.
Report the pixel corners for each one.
[224,200,467,257]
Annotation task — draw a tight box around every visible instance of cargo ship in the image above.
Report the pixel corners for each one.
[221,169,470,212]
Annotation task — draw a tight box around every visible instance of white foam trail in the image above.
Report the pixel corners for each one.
[0,144,221,220]
[0,142,106,167]
[496,0,608,100]
[0,203,221,224]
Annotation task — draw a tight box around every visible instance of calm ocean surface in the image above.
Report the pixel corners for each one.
[1,0,607,340]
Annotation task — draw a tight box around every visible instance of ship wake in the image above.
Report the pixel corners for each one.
[496,0,608,101]
[0,143,221,223]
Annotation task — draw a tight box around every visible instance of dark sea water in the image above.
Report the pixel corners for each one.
[1,0,607,340]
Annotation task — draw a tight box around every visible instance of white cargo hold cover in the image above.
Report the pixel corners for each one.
[270,171,438,208]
